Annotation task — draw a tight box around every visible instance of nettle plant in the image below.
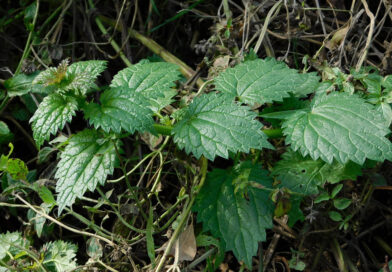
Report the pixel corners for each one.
[10,57,392,266]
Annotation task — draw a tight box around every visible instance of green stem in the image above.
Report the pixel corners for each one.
[155,157,208,272]
[0,1,40,115]
[153,124,173,136]
[15,0,40,75]
[154,123,283,138]
[149,0,204,33]
[97,15,205,88]
[96,187,147,234]
[64,207,114,238]
[36,3,63,36]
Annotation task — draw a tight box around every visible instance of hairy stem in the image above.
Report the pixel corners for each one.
[153,123,283,138]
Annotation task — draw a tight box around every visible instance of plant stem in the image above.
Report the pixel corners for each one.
[96,187,147,234]
[89,0,132,67]
[14,193,116,247]
[15,0,40,75]
[153,124,173,136]
[97,15,205,88]
[222,0,232,21]
[153,123,283,138]
[155,156,208,272]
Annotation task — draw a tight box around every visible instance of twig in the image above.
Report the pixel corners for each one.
[97,15,205,88]
[315,0,327,35]
[356,0,375,71]
[88,0,132,66]
[330,238,348,272]
[253,0,282,54]
[182,248,217,272]
[263,215,288,271]
[14,193,116,247]
[155,157,208,272]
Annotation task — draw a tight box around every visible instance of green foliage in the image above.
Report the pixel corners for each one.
[272,151,361,195]
[6,158,28,180]
[110,61,181,112]
[83,87,154,134]
[4,72,46,97]
[0,121,13,145]
[0,231,29,260]
[30,94,78,148]
[55,129,118,214]
[172,92,273,160]
[16,57,392,268]
[214,58,320,105]
[0,143,28,180]
[0,232,78,271]
[43,240,78,272]
[33,59,106,95]
[282,92,392,164]
[194,161,274,266]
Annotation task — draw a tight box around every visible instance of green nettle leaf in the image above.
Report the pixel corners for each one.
[194,162,274,267]
[110,61,181,110]
[376,102,392,127]
[66,60,107,79]
[272,151,361,195]
[148,88,177,113]
[4,72,46,97]
[0,232,29,260]
[83,87,154,134]
[282,92,392,164]
[55,129,118,214]
[33,60,106,95]
[42,240,78,272]
[172,93,273,160]
[214,58,319,105]
[33,59,69,86]
[30,93,78,148]
[64,60,107,94]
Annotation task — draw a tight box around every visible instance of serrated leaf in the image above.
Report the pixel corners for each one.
[172,93,273,160]
[33,59,68,86]
[55,129,118,214]
[376,102,392,127]
[4,72,46,97]
[148,88,177,112]
[194,162,274,267]
[214,58,319,105]
[30,93,78,148]
[34,60,106,95]
[83,87,154,134]
[42,240,78,272]
[67,60,107,79]
[283,92,392,164]
[64,61,107,94]
[272,151,361,195]
[0,232,29,260]
[110,61,181,109]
